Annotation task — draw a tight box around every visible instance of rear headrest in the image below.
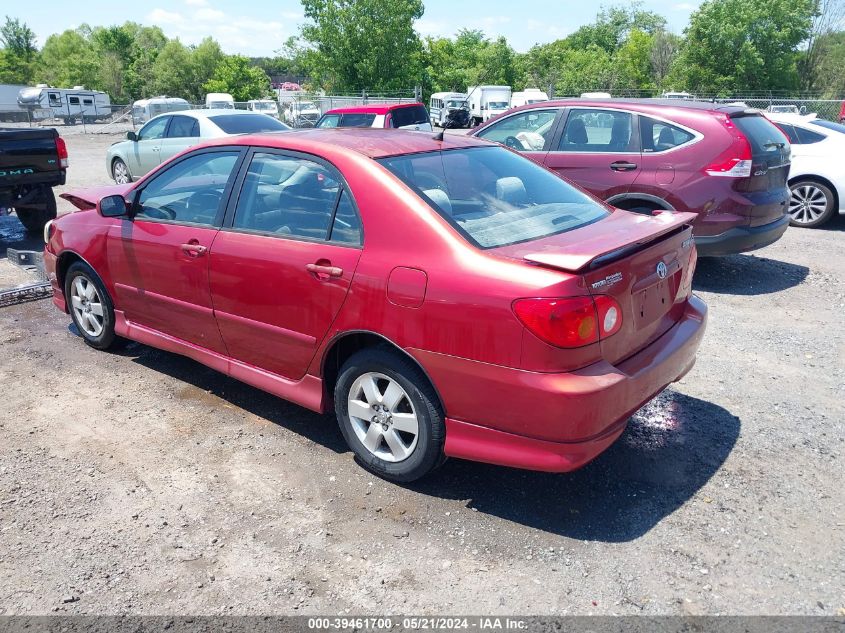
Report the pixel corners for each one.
[496,177,527,206]
[657,126,675,147]
[424,188,452,215]
[566,118,588,144]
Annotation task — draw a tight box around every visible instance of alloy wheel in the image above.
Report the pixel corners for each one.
[347,372,419,463]
[70,275,105,338]
[789,184,828,225]
[113,160,130,184]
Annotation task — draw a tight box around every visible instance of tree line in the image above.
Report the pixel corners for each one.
[1,0,844,103]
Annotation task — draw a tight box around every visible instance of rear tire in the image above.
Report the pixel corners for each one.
[15,188,57,234]
[788,180,835,228]
[65,261,121,351]
[334,348,445,483]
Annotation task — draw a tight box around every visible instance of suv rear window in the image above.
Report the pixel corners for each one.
[390,105,428,127]
[378,146,608,249]
[731,114,788,155]
[208,114,290,134]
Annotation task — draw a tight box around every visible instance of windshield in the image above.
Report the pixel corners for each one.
[378,146,608,249]
[731,115,788,155]
[209,101,234,109]
[254,101,276,111]
[488,102,508,109]
[811,119,845,135]
[209,114,290,134]
[446,100,466,109]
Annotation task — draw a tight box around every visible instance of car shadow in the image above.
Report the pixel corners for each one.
[693,253,808,296]
[108,338,737,543]
[0,215,43,260]
[817,213,845,232]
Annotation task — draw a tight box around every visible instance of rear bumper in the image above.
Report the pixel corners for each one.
[695,213,789,257]
[415,295,707,473]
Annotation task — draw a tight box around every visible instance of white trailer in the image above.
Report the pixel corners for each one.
[0,84,28,122]
[132,96,191,124]
[17,85,111,125]
[466,85,512,126]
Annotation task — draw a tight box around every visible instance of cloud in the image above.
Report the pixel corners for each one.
[673,2,697,9]
[184,0,207,5]
[147,8,184,24]
[195,7,225,21]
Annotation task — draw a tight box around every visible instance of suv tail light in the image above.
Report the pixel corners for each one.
[55,136,68,168]
[513,296,623,348]
[704,115,752,178]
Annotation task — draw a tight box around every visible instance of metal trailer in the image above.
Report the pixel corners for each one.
[17,85,112,125]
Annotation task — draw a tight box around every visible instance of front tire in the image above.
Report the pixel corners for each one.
[788,180,836,228]
[334,348,445,482]
[112,158,132,184]
[65,261,120,350]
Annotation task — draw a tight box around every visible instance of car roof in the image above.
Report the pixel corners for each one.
[147,109,270,122]
[513,98,751,116]
[205,127,490,159]
[323,103,424,115]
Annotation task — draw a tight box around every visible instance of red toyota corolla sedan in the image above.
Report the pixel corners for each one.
[44,129,707,482]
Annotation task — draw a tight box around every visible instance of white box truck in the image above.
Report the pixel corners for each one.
[466,85,512,126]
[205,93,235,109]
[510,88,549,108]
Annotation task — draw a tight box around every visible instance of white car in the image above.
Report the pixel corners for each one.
[766,112,845,228]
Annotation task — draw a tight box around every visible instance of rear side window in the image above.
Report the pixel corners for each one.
[378,146,608,249]
[339,113,377,127]
[557,109,635,153]
[640,117,695,152]
[731,115,788,155]
[795,126,826,144]
[390,105,429,127]
[209,114,290,134]
[777,124,800,144]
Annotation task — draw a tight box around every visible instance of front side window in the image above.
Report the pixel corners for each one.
[138,116,170,141]
[557,109,635,153]
[339,113,377,127]
[135,151,239,225]
[640,117,695,152]
[378,146,608,249]
[476,109,558,151]
[316,114,341,128]
[167,115,200,138]
[233,152,360,244]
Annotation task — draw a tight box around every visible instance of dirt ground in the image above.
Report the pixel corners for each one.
[0,132,843,616]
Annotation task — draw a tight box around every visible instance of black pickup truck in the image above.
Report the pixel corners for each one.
[0,127,67,234]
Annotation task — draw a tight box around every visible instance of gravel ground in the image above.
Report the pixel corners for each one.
[0,132,843,616]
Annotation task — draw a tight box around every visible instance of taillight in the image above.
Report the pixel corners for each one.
[513,295,623,349]
[55,136,68,168]
[704,114,752,178]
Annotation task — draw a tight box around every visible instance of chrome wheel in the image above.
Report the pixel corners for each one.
[789,184,828,225]
[70,275,105,338]
[112,159,130,184]
[347,372,419,463]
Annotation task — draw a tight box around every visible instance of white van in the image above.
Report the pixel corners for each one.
[429,92,469,127]
[284,100,321,127]
[205,93,235,109]
[466,85,512,126]
[510,89,549,108]
[247,99,280,118]
[132,96,191,125]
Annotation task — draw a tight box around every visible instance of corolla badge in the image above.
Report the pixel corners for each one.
[591,271,623,289]
[656,261,668,279]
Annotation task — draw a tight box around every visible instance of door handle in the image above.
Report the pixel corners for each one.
[181,242,207,256]
[306,263,343,278]
[610,161,638,171]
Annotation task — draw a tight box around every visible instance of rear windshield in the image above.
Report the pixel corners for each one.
[810,119,845,135]
[378,146,608,249]
[391,105,429,127]
[731,114,788,154]
[209,114,290,134]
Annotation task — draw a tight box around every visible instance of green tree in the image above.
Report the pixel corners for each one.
[189,38,225,100]
[150,39,194,99]
[92,25,135,100]
[38,28,99,90]
[0,16,38,83]
[422,29,518,96]
[567,4,666,54]
[203,55,271,101]
[650,29,681,91]
[616,29,655,91]
[678,0,815,93]
[299,0,424,91]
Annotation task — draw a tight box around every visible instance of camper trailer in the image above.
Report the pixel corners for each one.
[17,85,111,125]
[132,96,191,124]
[466,85,512,126]
[205,93,235,109]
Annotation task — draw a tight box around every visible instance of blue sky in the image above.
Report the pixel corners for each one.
[17,0,702,56]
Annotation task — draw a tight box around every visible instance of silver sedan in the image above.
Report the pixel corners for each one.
[106,109,290,183]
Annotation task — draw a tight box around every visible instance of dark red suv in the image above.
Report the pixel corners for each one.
[471,99,791,256]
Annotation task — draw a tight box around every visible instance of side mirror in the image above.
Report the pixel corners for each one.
[98,195,129,218]
[127,131,137,141]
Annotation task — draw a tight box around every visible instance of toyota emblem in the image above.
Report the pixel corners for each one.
[656,261,668,279]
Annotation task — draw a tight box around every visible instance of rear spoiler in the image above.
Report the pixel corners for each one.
[59,184,132,211]
[522,211,696,273]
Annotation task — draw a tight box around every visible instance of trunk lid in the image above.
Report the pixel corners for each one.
[59,184,133,211]
[497,209,697,365]
[0,127,62,180]
[731,112,791,227]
